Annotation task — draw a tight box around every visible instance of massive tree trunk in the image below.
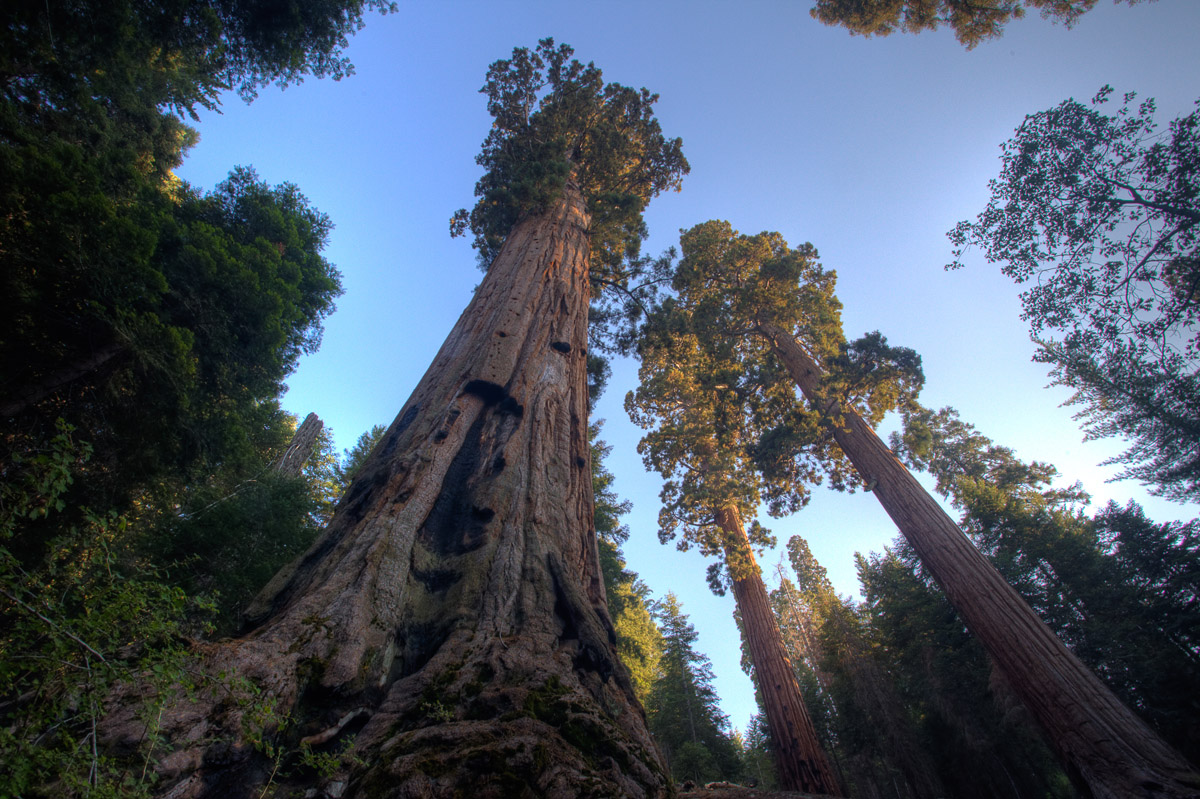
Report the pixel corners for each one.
[757,321,1200,799]
[103,180,669,798]
[716,505,842,796]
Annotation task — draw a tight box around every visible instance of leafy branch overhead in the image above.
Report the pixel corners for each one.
[450,38,688,280]
[810,0,1141,50]
[950,87,1200,500]
[1,0,397,114]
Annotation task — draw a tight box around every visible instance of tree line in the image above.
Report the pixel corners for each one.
[1,2,1196,797]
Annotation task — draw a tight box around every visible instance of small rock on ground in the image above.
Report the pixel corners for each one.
[678,783,839,799]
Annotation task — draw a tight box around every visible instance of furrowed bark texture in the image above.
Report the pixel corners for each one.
[716,506,841,796]
[104,181,669,798]
[758,321,1200,799]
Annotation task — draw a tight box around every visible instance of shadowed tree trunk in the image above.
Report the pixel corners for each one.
[0,341,124,418]
[758,320,1200,799]
[103,180,669,798]
[717,505,841,796]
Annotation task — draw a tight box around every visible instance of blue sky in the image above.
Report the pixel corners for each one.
[176,0,1200,734]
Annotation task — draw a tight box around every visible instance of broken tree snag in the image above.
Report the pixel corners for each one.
[273,412,323,476]
[103,177,668,798]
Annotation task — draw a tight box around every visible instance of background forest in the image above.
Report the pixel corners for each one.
[1,0,1198,796]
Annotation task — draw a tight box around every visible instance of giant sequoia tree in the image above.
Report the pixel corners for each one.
[100,40,687,798]
[663,220,1200,798]
[627,235,854,794]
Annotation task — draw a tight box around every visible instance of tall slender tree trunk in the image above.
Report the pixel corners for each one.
[819,596,946,799]
[758,320,1200,799]
[103,181,669,798]
[772,574,853,794]
[716,505,842,796]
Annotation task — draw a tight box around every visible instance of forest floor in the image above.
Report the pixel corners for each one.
[679,783,839,799]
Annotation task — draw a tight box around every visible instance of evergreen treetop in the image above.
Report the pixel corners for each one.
[450,39,688,280]
[627,221,923,574]
[649,592,743,784]
[1,0,396,115]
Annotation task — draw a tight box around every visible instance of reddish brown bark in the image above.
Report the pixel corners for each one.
[758,320,1200,799]
[717,506,842,796]
[103,181,669,798]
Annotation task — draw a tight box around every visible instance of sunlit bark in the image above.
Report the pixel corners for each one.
[759,320,1200,799]
[104,181,669,798]
[717,505,842,796]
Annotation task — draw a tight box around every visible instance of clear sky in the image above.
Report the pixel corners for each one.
[175,0,1200,735]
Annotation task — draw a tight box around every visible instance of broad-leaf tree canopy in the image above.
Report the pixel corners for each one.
[0,0,387,515]
[949,87,1200,501]
[0,164,342,509]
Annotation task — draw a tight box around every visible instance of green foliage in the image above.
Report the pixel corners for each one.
[1,0,395,114]
[627,221,923,575]
[769,539,958,798]
[334,424,388,491]
[893,404,1200,763]
[647,593,743,785]
[592,424,634,550]
[949,87,1200,501]
[450,38,688,279]
[0,2,383,792]
[609,582,663,708]
[450,39,684,385]
[304,425,345,525]
[1,0,373,534]
[142,412,372,634]
[148,475,320,633]
[809,0,1131,49]
[0,424,213,798]
[854,546,1075,798]
[1,163,343,524]
[1090,503,1200,759]
[762,573,840,753]
[739,713,778,789]
[590,424,662,705]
